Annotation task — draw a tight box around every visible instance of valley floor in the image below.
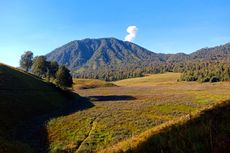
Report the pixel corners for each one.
[46,73,230,152]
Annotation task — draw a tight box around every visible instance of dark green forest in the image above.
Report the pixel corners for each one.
[180,61,230,82]
[73,61,230,82]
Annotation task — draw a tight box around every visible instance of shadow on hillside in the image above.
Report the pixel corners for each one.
[121,100,230,153]
[88,95,136,101]
[13,91,94,153]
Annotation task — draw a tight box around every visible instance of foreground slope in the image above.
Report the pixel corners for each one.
[46,73,230,152]
[0,63,69,129]
[103,100,230,153]
[0,63,76,153]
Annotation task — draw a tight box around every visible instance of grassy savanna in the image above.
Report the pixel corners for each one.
[46,73,230,153]
[0,63,83,153]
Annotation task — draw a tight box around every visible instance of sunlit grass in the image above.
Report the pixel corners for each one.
[73,78,116,90]
[46,73,230,152]
[101,101,230,153]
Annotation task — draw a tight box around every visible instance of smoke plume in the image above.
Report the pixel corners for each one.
[124,26,138,42]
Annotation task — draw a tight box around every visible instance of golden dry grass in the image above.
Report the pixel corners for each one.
[73,78,116,90]
[114,72,181,86]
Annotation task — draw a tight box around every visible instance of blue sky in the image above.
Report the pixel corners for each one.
[0,0,230,66]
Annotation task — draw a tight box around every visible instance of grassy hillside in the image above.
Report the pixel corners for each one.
[73,78,116,90]
[0,63,77,153]
[0,63,69,129]
[102,100,230,153]
[46,73,230,152]
[114,73,180,86]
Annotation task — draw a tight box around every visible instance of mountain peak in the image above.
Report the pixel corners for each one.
[75,37,122,43]
[46,37,159,70]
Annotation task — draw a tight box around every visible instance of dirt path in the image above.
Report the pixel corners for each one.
[76,113,103,153]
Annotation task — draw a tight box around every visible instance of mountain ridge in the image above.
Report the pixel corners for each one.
[46,38,164,70]
[46,38,230,80]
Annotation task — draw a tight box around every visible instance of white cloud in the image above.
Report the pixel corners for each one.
[124,26,138,42]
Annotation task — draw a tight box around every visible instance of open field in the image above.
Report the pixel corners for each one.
[46,73,230,152]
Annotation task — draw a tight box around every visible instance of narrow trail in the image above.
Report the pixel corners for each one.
[76,113,103,153]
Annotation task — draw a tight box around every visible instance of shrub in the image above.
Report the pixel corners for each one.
[55,66,73,88]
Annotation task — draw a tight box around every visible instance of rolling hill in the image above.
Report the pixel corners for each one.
[0,63,69,128]
[0,63,84,153]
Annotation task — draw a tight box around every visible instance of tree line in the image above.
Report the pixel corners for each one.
[20,51,230,83]
[20,51,73,87]
[75,61,230,83]
[74,64,145,81]
[180,61,230,82]
[74,62,182,81]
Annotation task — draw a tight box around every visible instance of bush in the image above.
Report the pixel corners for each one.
[55,66,73,88]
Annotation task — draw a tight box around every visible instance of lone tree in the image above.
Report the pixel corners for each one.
[20,51,33,71]
[31,56,47,77]
[55,65,73,88]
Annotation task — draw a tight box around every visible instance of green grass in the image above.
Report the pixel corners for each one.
[46,73,230,152]
[151,104,197,113]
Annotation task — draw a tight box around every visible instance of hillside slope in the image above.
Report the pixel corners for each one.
[102,101,230,153]
[190,43,230,60]
[0,63,70,129]
[0,63,78,153]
